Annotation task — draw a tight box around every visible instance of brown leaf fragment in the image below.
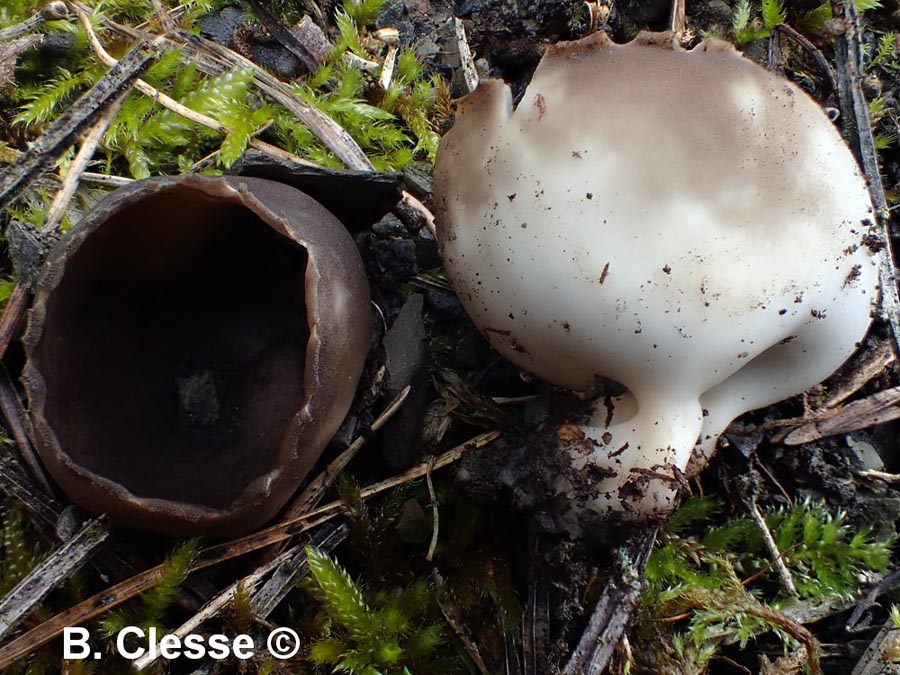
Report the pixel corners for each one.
[556,423,586,442]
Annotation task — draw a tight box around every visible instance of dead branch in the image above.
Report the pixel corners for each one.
[782,385,900,445]
[281,385,411,520]
[562,528,657,675]
[40,96,123,235]
[0,517,107,641]
[0,39,161,213]
[0,369,51,494]
[131,550,293,671]
[745,496,799,598]
[70,3,309,169]
[773,24,837,95]
[0,455,62,536]
[0,2,67,43]
[850,617,900,675]
[246,0,320,73]
[0,286,29,363]
[0,430,500,668]
[832,0,900,356]
[250,524,347,618]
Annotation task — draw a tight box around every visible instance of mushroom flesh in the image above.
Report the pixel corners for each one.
[434,32,879,520]
[24,175,371,536]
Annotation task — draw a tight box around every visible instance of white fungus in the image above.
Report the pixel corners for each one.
[433,31,880,520]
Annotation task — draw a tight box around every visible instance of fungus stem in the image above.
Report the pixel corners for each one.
[569,393,703,518]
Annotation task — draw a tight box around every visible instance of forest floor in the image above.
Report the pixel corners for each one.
[2,0,900,674]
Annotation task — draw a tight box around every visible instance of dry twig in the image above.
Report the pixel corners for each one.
[563,528,657,675]
[832,0,900,355]
[280,385,411,520]
[70,3,309,169]
[131,550,293,671]
[0,369,50,494]
[745,499,799,598]
[0,518,108,641]
[0,430,500,668]
[0,39,160,212]
[0,2,67,43]
[40,97,123,235]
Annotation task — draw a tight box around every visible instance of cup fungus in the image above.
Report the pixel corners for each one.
[434,32,880,520]
[24,175,371,536]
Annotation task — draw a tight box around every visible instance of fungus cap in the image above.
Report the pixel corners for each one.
[24,175,371,536]
[434,32,879,519]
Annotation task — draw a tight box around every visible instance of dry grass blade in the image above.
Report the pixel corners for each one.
[0,455,61,535]
[850,617,900,675]
[0,431,500,668]
[433,568,491,674]
[824,340,895,408]
[0,36,42,90]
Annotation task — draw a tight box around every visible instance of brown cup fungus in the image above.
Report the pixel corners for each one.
[434,32,879,523]
[24,175,371,536]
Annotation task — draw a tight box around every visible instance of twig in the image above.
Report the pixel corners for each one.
[131,550,293,671]
[40,96,124,235]
[0,455,61,534]
[70,3,311,170]
[846,568,900,633]
[396,190,437,235]
[0,431,500,667]
[0,286,32,361]
[79,172,133,188]
[280,385,411,521]
[832,0,900,356]
[850,617,900,675]
[562,528,657,675]
[669,0,685,38]
[0,2,68,43]
[773,24,838,95]
[433,568,491,674]
[782,385,900,445]
[0,39,160,212]
[825,340,895,408]
[745,497,799,598]
[247,0,320,73]
[425,455,439,561]
[148,0,176,33]
[0,518,108,641]
[250,524,347,618]
[175,29,375,170]
[741,543,802,587]
[0,369,51,494]
[860,468,900,483]
[523,526,550,675]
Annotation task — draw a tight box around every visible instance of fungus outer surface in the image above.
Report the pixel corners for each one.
[434,32,879,520]
[24,175,372,536]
